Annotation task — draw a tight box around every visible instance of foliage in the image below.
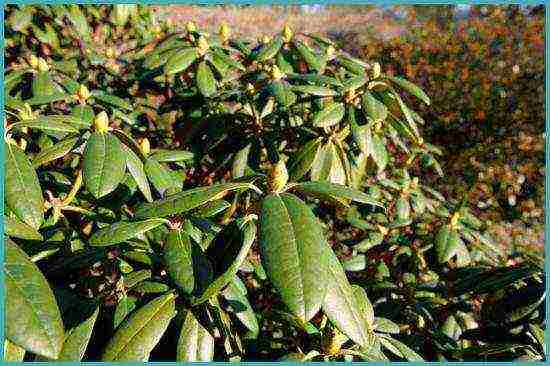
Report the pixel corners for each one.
[3,5,545,362]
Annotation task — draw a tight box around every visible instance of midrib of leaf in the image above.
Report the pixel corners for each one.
[5,264,56,354]
[114,296,172,359]
[279,197,306,317]
[327,258,369,345]
[95,134,107,194]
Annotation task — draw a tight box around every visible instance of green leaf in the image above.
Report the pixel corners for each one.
[123,145,153,202]
[150,149,194,163]
[5,239,64,359]
[291,181,383,208]
[133,281,170,294]
[379,335,424,361]
[144,158,176,196]
[164,230,195,295]
[270,80,296,107]
[342,75,368,93]
[196,61,217,97]
[362,91,388,122]
[83,132,127,199]
[32,71,58,97]
[395,196,410,222]
[32,136,81,168]
[222,276,260,338]
[10,115,82,133]
[4,215,43,241]
[322,244,374,349]
[435,224,462,263]
[211,49,245,71]
[176,311,214,361]
[193,200,231,218]
[91,91,132,111]
[312,102,345,127]
[310,143,333,182]
[259,193,328,322]
[134,183,258,220]
[295,40,322,72]
[373,317,400,334]
[288,138,322,181]
[6,142,44,229]
[369,132,388,173]
[352,285,374,326]
[4,339,26,361]
[255,36,283,62]
[89,219,167,247]
[124,269,152,289]
[55,307,99,361]
[291,85,336,97]
[192,218,256,305]
[114,295,138,329]
[386,75,430,105]
[102,293,176,361]
[165,47,198,75]
[232,143,252,179]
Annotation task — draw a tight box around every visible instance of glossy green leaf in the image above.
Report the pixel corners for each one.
[83,132,127,199]
[270,80,296,107]
[32,136,81,168]
[342,75,368,93]
[255,36,283,62]
[310,143,333,182]
[6,142,44,229]
[134,183,258,219]
[164,230,194,295]
[89,219,166,247]
[211,49,245,71]
[291,181,383,208]
[133,281,170,294]
[11,115,81,133]
[193,218,256,305]
[55,307,99,361]
[369,132,388,173]
[291,85,336,96]
[123,145,153,202]
[379,335,423,361]
[102,293,176,361]
[196,61,217,97]
[232,143,252,179]
[295,40,322,72]
[4,215,43,241]
[5,239,64,359]
[144,158,176,196]
[322,244,374,348]
[312,102,345,127]
[165,47,198,75]
[176,311,214,361]
[373,317,400,334]
[222,276,260,338]
[288,138,322,181]
[362,91,388,122]
[352,285,374,326]
[435,224,462,263]
[386,75,430,105]
[114,295,138,329]
[259,193,328,322]
[150,149,194,163]
[91,91,132,111]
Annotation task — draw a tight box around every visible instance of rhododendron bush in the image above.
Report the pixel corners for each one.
[3,5,545,362]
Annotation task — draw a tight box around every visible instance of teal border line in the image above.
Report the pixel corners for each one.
[545,2,549,361]
[1,0,548,5]
[1,1,548,364]
[1,3,5,363]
